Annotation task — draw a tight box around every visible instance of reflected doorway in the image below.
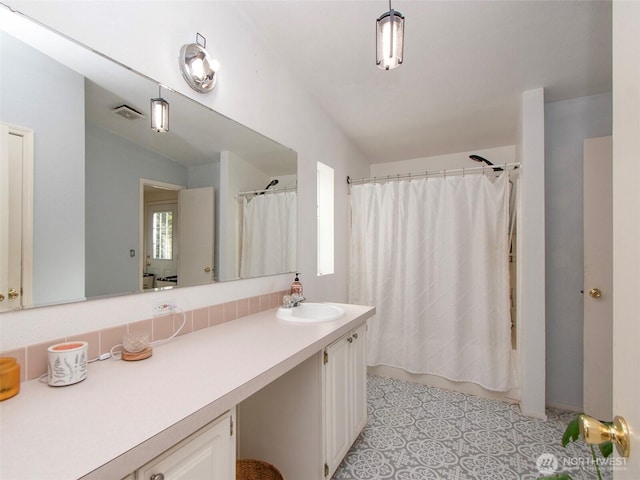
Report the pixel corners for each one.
[0,123,33,311]
[139,179,214,291]
[140,180,181,291]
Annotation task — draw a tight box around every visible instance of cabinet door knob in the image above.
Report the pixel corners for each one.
[8,289,19,300]
[204,267,211,273]
[150,474,165,480]
[0,293,4,302]
[353,333,358,339]
[347,336,353,343]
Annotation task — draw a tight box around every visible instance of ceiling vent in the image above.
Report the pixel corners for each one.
[112,105,145,120]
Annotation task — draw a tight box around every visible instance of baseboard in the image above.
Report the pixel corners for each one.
[546,402,583,413]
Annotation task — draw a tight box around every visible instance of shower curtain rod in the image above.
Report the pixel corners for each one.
[236,186,297,198]
[346,162,520,186]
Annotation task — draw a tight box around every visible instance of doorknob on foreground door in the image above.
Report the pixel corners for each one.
[588,288,602,299]
[8,289,19,300]
[579,414,630,458]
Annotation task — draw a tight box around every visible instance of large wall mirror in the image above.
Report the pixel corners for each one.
[0,8,297,311]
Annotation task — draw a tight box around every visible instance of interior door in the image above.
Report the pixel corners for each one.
[583,136,613,421]
[613,2,639,477]
[0,123,32,312]
[178,187,214,287]
[0,124,15,312]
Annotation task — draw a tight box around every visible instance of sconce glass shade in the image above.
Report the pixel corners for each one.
[376,9,405,70]
[150,97,169,133]
[179,43,219,93]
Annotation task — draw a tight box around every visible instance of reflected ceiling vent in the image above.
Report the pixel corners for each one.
[112,105,145,120]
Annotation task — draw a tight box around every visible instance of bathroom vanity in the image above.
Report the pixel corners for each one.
[0,303,374,479]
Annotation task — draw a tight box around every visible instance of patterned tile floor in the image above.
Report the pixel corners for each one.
[333,376,613,480]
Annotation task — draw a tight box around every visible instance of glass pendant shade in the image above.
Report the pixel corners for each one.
[376,9,405,70]
[150,97,169,133]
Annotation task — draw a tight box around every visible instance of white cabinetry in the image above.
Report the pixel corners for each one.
[238,320,369,480]
[324,324,367,478]
[136,408,236,480]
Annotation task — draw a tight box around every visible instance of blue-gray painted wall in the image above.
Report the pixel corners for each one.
[1,32,85,306]
[545,92,612,409]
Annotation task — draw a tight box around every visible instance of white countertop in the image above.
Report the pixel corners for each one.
[0,303,375,480]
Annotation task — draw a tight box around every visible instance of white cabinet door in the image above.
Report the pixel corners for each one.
[325,334,352,475]
[324,325,367,478]
[137,408,235,480]
[349,324,368,437]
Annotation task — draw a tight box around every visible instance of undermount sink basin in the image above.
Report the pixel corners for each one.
[277,302,346,323]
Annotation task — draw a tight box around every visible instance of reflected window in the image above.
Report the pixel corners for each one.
[152,210,174,260]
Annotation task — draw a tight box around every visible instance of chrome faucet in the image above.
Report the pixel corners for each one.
[282,293,305,308]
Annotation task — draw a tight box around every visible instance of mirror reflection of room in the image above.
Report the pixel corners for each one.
[237,176,297,279]
[0,28,297,310]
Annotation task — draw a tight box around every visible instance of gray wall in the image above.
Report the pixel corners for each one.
[85,124,187,297]
[545,92,612,409]
[1,32,85,306]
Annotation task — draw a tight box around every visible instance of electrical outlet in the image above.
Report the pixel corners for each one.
[153,301,176,316]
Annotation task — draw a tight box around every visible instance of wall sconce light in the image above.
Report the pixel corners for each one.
[179,33,220,93]
[376,0,405,70]
[150,85,169,133]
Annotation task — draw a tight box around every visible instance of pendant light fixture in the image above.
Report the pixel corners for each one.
[376,0,405,70]
[150,85,169,133]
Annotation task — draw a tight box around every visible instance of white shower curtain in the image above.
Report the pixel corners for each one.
[349,172,516,392]
[240,191,297,278]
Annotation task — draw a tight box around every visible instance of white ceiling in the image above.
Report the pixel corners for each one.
[236,0,612,163]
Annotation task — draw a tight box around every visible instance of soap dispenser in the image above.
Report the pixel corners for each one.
[290,272,303,297]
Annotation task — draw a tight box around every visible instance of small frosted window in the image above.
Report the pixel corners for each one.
[152,211,173,260]
[317,162,334,276]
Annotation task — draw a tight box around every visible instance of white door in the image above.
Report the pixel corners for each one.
[0,124,33,312]
[583,136,613,421]
[612,3,639,477]
[178,187,214,287]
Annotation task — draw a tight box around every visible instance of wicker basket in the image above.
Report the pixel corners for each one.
[236,459,284,480]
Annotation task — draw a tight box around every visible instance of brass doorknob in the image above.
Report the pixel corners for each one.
[8,289,19,300]
[588,288,602,299]
[579,414,630,458]
[0,293,4,302]
[204,267,211,273]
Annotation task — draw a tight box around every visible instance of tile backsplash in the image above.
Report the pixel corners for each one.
[0,290,287,382]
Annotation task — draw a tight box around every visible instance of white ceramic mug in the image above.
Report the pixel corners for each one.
[47,341,88,386]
